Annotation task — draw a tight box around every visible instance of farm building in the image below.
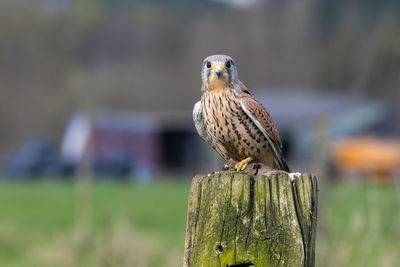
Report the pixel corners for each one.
[60,110,216,180]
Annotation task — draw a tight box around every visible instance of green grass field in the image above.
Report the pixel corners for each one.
[0,179,399,267]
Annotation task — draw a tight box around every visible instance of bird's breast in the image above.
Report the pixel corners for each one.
[201,88,272,163]
[202,89,241,135]
[201,89,244,150]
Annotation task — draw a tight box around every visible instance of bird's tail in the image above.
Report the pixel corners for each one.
[280,157,291,172]
[274,155,291,172]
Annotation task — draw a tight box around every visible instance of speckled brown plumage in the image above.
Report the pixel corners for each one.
[193,55,290,172]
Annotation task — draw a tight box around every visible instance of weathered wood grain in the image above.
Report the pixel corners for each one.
[183,171,318,267]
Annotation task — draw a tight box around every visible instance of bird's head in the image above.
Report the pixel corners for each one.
[201,54,238,91]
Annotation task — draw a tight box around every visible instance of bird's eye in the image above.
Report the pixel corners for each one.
[226,61,232,69]
[206,62,211,69]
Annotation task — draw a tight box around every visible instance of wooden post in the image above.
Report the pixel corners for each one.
[183,171,318,267]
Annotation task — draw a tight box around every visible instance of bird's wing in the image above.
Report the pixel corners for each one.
[193,101,211,145]
[238,84,290,172]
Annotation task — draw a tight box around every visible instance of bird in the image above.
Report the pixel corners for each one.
[193,54,290,172]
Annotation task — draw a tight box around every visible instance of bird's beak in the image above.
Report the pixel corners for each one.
[214,66,223,77]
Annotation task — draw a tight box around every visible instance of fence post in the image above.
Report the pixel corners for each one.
[183,171,318,267]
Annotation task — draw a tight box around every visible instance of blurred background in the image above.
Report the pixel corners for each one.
[0,0,399,266]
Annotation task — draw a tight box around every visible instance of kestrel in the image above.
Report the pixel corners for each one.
[193,55,290,172]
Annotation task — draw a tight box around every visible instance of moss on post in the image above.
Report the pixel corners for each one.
[183,171,318,267]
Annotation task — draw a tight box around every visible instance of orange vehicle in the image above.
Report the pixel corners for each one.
[332,137,400,179]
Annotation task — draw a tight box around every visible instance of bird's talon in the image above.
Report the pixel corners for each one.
[240,163,248,171]
[234,163,241,172]
[235,157,254,172]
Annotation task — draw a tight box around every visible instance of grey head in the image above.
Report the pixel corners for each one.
[201,54,239,90]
